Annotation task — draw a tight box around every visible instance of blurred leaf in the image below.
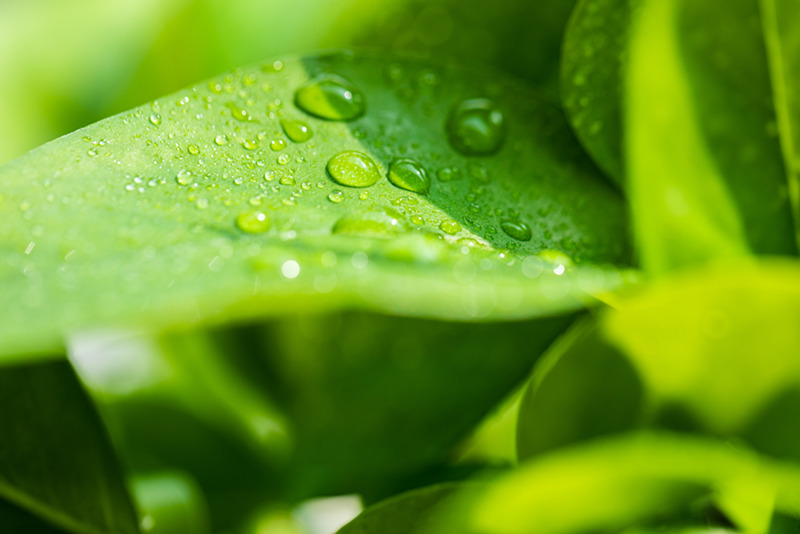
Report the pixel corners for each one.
[426,432,799,534]
[337,482,462,534]
[761,0,800,245]
[131,471,212,534]
[0,51,631,360]
[516,319,643,461]
[258,312,573,498]
[564,0,797,272]
[561,0,636,186]
[0,359,139,534]
[350,0,579,100]
[517,259,800,465]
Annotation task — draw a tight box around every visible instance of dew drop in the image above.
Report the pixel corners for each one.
[176,169,193,186]
[188,144,200,155]
[500,219,532,241]
[270,139,287,151]
[387,158,430,194]
[214,134,229,146]
[327,151,380,187]
[236,211,271,234]
[280,118,313,143]
[328,190,345,203]
[437,167,462,182]
[332,208,406,237]
[446,98,505,155]
[149,113,162,126]
[439,219,461,235]
[295,74,365,121]
[241,139,259,151]
[277,154,290,165]
[227,103,252,122]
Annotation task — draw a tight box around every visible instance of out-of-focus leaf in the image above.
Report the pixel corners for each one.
[0,360,140,534]
[131,471,212,534]
[0,51,631,360]
[761,0,800,245]
[516,259,800,466]
[350,0,579,100]
[426,432,800,534]
[563,0,797,271]
[337,483,461,534]
[258,312,573,498]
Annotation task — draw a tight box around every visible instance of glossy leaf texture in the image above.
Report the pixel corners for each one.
[563,0,798,273]
[0,360,139,534]
[0,51,632,360]
[516,259,800,466]
[423,432,800,534]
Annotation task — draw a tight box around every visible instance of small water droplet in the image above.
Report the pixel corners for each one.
[280,118,313,143]
[176,169,193,186]
[270,138,287,151]
[437,167,462,182]
[295,74,365,121]
[188,144,200,155]
[500,220,532,241]
[328,190,345,203]
[333,208,405,237]
[359,191,370,200]
[439,219,461,235]
[208,81,223,94]
[277,154,290,165]
[227,103,252,122]
[264,170,275,181]
[236,211,271,234]
[327,151,380,187]
[279,176,295,186]
[241,139,259,150]
[149,113,162,126]
[87,148,98,157]
[214,134,229,146]
[387,158,430,194]
[446,98,505,155]
[411,215,425,225]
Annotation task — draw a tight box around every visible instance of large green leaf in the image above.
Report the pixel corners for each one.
[516,259,800,466]
[426,433,800,534]
[0,360,140,534]
[0,51,631,359]
[563,0,797,272]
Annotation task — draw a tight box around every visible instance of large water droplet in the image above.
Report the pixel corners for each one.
[280,119,313,143]
[295,74,365,121]
[446,98,505,155]
[236,211,271,234]
[327,151,380,187]
[387,159,430,195]
[500,219,532,241]
[439,219,462,235]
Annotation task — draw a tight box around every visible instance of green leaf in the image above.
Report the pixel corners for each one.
[0,360,140,534]
[0,51,631,359]
[761,0,800,245]
[426,432,799,534]
[563,0,798,273]
[516,259,800,465]
[337,482,462,534]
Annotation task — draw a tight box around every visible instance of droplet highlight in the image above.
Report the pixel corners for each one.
[236,211,271,234]
[387,159,430,195]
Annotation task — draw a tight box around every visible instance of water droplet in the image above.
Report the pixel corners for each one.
[227,103,252,122]
[446,98,505,155]
[280,119,313,143]
[332,208,405,237]
[214,134,229,146]
[264,170,275,181]
[328,190,345,203]
[87,148,98,157]
[387,159,430,194]
[411,215,425,225]
[241,139,259,150]
[208,81,223,94]
[277,154,290,165]
[437,167,462,182]
[327,151,380,187]
[236,211,271,234]
[188,144,200,155]
[359,191,370,200]
[176,169,193,186]
[149,113,162,126]
[279,176,295,186]
[439,219,461,235]
[295,74,365,121]
[500,220,532,241]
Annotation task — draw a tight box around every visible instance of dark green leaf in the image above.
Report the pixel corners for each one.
[0,360,139,534]
[0,51,631,360]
